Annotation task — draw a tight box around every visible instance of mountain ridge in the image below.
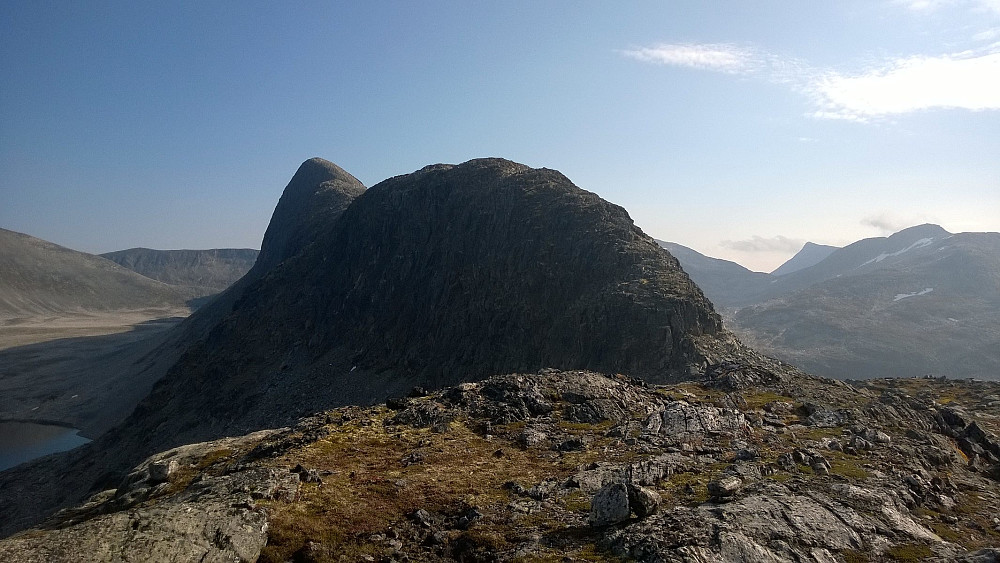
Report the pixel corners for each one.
[0,157,738,537]
[660,224,1000,380]
[100,247,259,299]
[770,241,839,276]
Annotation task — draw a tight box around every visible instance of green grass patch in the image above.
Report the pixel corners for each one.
[885,543,934,561]
[257,409,619,562]
[741,391,796,410]
[829,457,869,480]
[840,549,870,563]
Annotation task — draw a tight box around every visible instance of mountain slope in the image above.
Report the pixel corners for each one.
[0,228,189,319]
[770,241,838,276]
[100,248,259,298]
[0,157,736,536]
[656,241,774,309]
[759,224,953,301]
[734,229,1000,379]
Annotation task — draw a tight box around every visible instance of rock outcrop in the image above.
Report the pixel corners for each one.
[3,370,998,561]
[135,157,725,448]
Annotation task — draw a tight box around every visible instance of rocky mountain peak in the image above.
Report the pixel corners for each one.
[886,223,951,244]
[770,241,839,277]
[252,157,366,275]
[82,156,730,466]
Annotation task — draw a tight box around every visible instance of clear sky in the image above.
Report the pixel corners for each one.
[2,1,998,272]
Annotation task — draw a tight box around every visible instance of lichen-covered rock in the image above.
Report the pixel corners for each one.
[589,483,631,527]
[0,459,297,562]
[3,372,999,561]
[146,459,177,483]
[644,401,749,442]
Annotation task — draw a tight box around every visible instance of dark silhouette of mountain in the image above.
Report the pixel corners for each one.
[770,241,838,276]
[0,157,737,535]
[124,158,724,448]
[0,228,189,319]
[100,248,259,298]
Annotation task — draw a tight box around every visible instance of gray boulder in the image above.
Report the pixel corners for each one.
[589,483,631,526]
[708,476,743,499]
[627,484,661,518]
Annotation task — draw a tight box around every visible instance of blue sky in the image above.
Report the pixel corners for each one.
[2,1,998,272]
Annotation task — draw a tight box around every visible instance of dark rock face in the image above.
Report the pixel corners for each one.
[250,157,366,275]
[297,158,721,381]
[136,157,723,446]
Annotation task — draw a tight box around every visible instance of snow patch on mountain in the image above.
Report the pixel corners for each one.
[862,237,936,266]
[893,288,934,302]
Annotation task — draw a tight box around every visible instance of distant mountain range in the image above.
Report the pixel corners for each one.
[101,248,258,300]
[770,241,838,276]
[0,229,189,319]
[661,224,1000,380]
[0,229,260,320]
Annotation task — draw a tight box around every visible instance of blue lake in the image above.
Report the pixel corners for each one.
[0,421,90,472]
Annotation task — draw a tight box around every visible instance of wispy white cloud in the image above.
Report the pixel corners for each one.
[972,27,1000,42]
[623,39,1000,122]
[807,51,1000,121]
[894,0,957,12]
[620,43,757,74]
[720,235,805,253]
[894,0,1000,13]
[863,215,909,233]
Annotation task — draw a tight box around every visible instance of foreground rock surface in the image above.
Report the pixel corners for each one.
[3,370,998,562]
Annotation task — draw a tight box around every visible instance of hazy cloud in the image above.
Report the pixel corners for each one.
[806,50,1000,121]
[861,214,932,234]
[620,43,757,74]
[894,0,957,11]
[894,0,1000,13]
[972,27,1000,42]
[720,235,805,253]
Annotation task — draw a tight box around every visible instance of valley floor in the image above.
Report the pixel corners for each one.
[0,307,189,350]
[0,308,189,437]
